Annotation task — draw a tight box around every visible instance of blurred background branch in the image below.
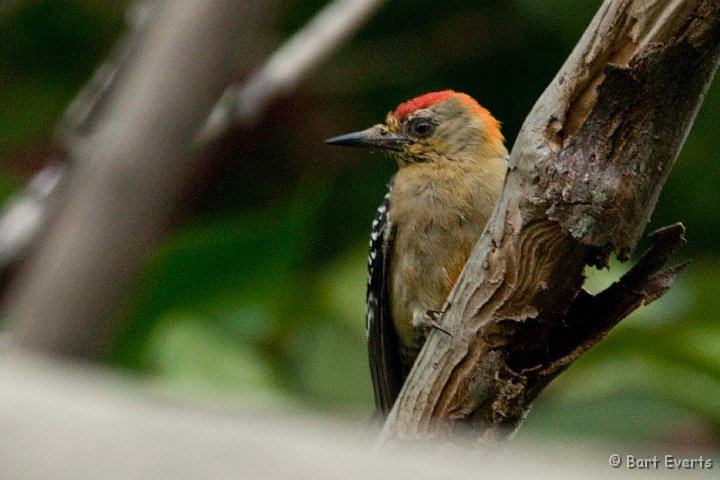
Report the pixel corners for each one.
[200,0,387,142]
[5,0,275,356]
[0,0,387,287]
[0,1,158,279]
[56,0,158,145]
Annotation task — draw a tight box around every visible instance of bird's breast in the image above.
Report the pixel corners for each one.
[387,161,503,358]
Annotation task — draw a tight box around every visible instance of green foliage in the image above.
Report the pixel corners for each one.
[114,191,374,414]
[520,260,720,446]
[0,0,124,151]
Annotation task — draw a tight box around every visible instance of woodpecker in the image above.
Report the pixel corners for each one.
[326,90,508,416]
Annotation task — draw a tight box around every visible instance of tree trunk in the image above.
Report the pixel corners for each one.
[378,0,720,446]
[5,0,272,357]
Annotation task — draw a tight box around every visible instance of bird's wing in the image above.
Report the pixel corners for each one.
[366,184,403,416]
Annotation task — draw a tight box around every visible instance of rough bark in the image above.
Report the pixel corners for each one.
[378,0,720,446]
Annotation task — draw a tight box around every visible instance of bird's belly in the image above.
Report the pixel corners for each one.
[389,214,478,358]
[385,159,505,370]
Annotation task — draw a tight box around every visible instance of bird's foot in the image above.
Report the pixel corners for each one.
[412,306,452,337]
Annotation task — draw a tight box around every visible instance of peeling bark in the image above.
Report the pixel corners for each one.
[378,0,720,446]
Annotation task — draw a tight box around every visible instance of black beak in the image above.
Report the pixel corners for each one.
[325,125,409,151]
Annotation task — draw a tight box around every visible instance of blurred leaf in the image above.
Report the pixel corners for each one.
[145,312,284,405]
[0,0,125,151]
[286,245,374,414]
[114,195,321,367]
[286,319,373,416]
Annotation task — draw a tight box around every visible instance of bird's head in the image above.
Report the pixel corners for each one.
[326,90,507,166]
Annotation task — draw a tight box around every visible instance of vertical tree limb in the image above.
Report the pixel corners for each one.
[0,0,387,296]
[5,0,272,357]
[378,0,719,446]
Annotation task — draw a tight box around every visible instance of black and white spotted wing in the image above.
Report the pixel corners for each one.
[366,181,403,416]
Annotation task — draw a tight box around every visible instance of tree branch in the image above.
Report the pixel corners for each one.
[198,0,387,142]
[378,0,720,446]
[0,0,386,297]
[56,0,159,147]
[4,0,275,357]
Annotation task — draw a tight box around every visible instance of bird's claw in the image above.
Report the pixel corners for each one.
[419,306,452,337]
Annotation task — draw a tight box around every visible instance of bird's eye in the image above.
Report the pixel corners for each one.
[408,118,435,138]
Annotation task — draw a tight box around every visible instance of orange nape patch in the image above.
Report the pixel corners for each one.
[393,90,504,145]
